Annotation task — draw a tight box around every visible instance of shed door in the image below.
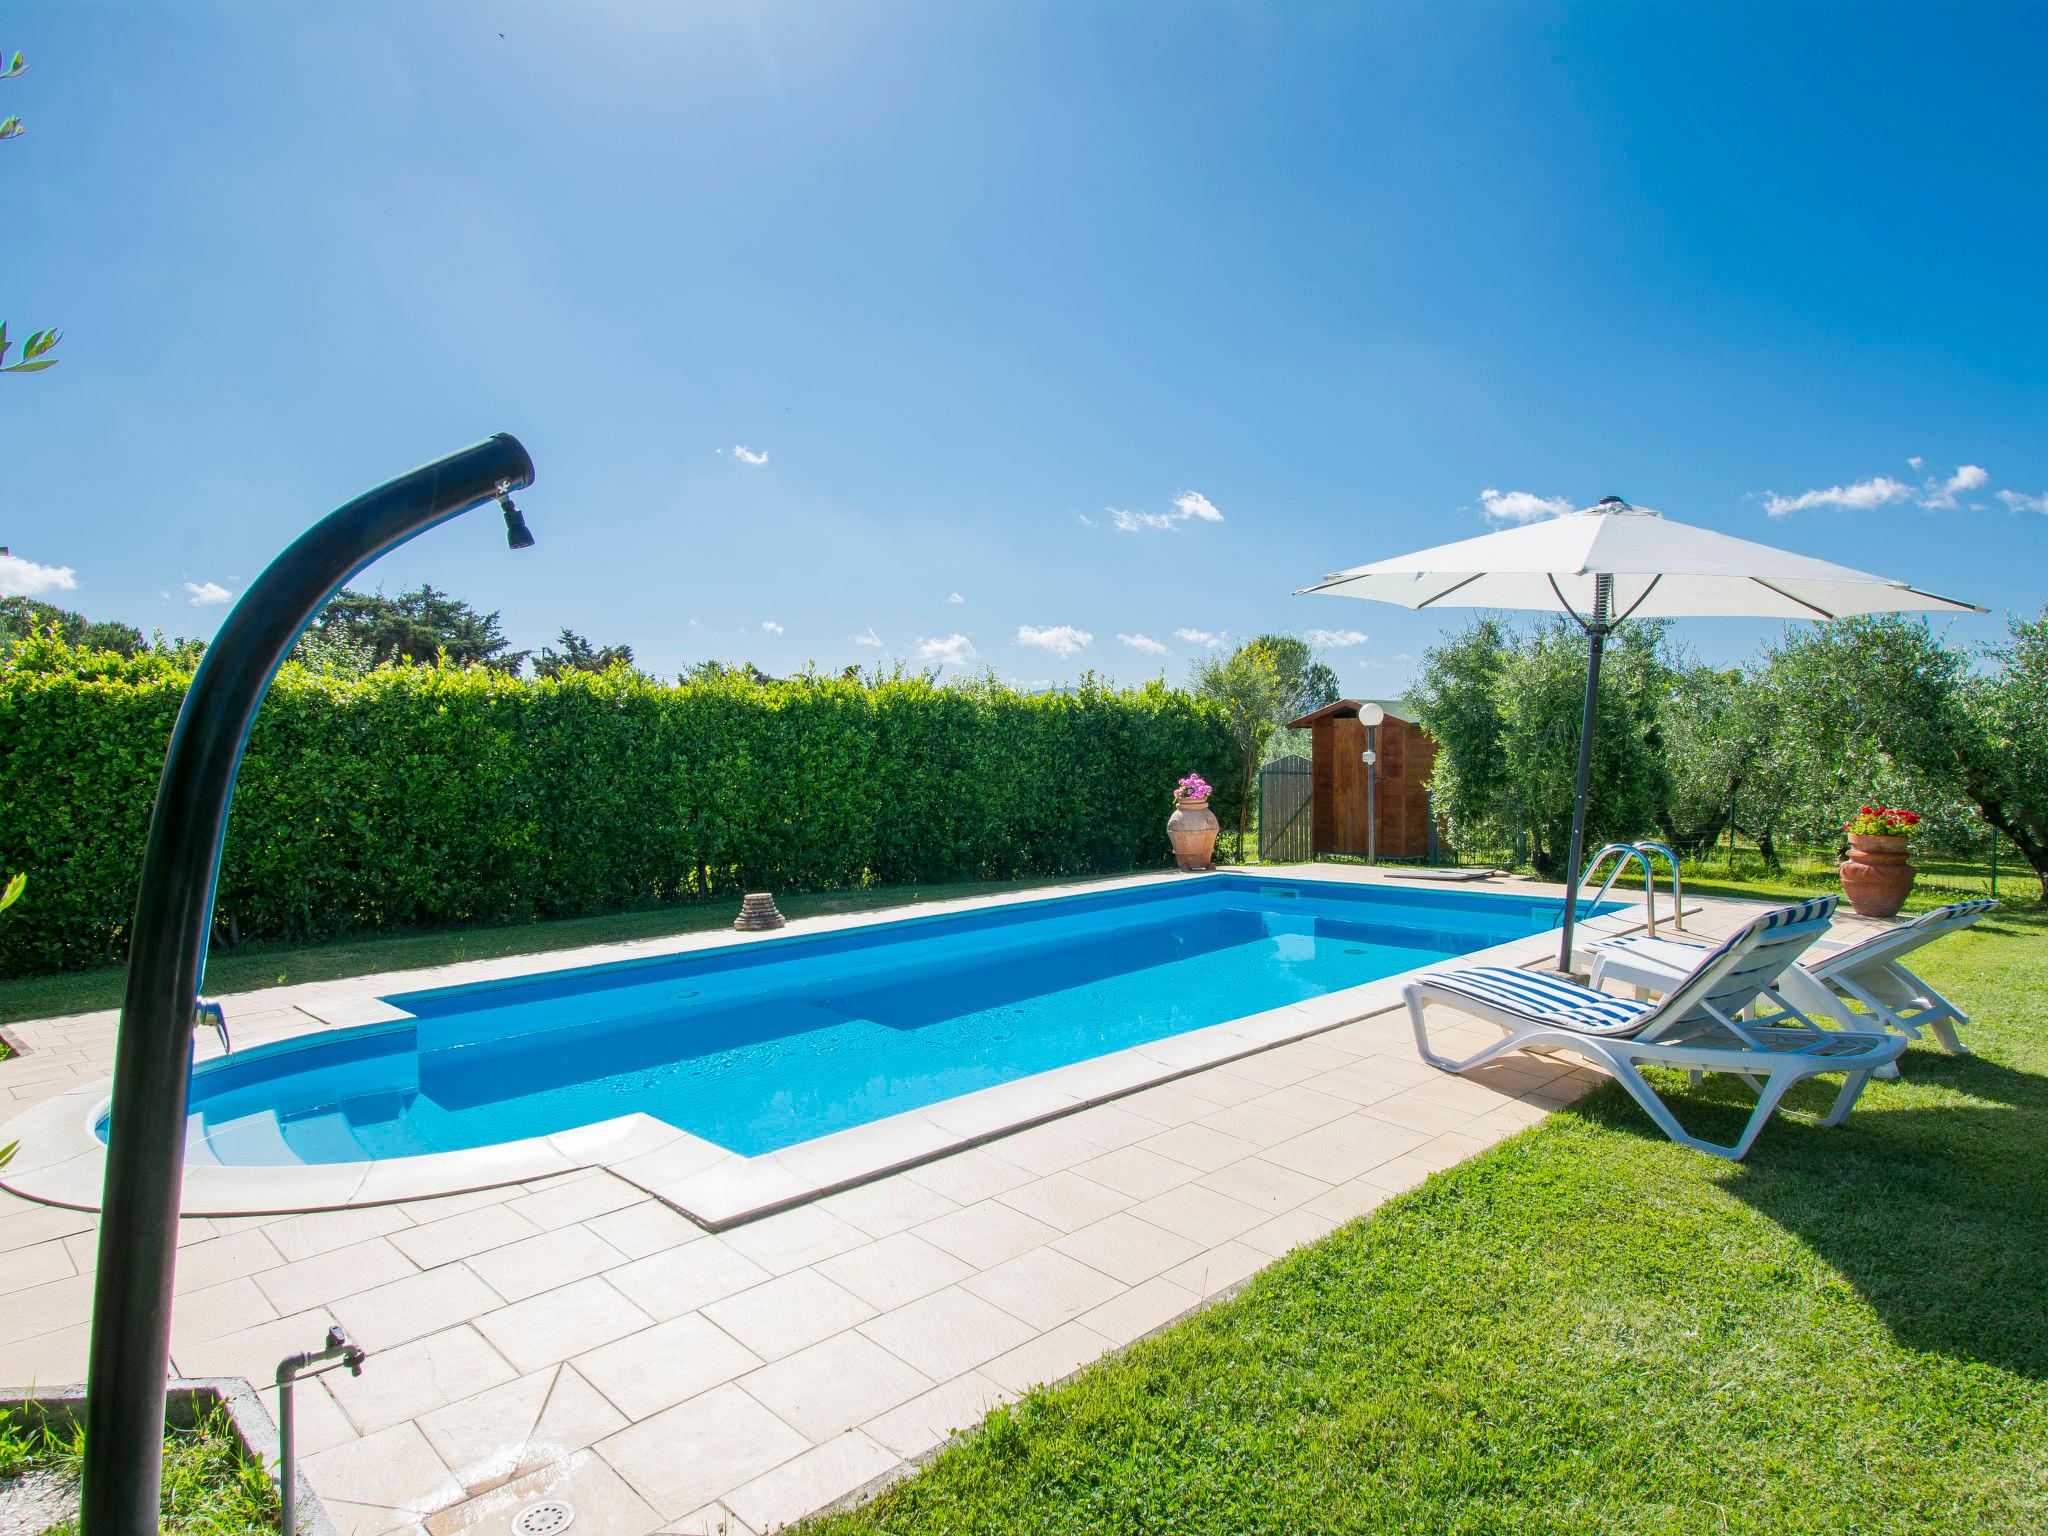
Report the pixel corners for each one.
[1327,716,1368,854]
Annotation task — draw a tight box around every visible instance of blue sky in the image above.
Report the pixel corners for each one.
[6,2,2045,690]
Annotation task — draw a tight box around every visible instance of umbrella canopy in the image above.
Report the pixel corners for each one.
[1302,499,1976,620]
[1299,497,1982,968]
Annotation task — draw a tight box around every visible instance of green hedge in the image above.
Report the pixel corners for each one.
[0,637,1236,976]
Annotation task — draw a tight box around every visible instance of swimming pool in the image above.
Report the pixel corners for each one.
[151,877,1600,1170]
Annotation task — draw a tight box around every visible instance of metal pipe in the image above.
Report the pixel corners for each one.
[79,435,535,1536]
[1556,574,1613,971]
[1365,721,1378,865]
[277,1325,366,1536]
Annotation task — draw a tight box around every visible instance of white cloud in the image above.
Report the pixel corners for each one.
[1996,489,2048,515]
[1075,512,1096,528]
[1118,632,1169,654]
[761,620,784,634]
[1479,488,1573,524]
[849,627,884,648]
[1907,455,1925,470]
[1016,624,1092,656]
[1108,508,1172,532]
[916,633,976,667]
[185,580,233,606]
[1760,476,1913,517]
[946,592,965,604]
[1919,463,1989,509]
[0,552,78,597]
[1304,627,1370,648]
[731,445,769,466]
[1108,490,1226,533]
[1174,627,1227,648]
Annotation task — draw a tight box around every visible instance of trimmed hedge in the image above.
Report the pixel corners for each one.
[0,637,1236,976]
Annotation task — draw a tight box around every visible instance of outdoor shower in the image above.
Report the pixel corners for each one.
[78,434,538,1536]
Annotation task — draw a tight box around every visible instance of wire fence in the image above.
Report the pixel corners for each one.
[1226,812,2036,904]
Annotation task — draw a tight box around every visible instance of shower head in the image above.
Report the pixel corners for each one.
[496,483,536,550]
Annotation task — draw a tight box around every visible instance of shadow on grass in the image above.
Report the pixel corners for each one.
[1565,1044,2048,1381]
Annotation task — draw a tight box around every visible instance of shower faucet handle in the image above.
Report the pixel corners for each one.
[193,998,231,1055]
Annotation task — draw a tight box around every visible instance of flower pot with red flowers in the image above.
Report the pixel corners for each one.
[1167,773,1220,871]
[1839,805,1921,917]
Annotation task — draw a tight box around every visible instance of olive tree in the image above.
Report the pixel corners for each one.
[1192,639,1288,851]
[1414,617,1674,877]
[1762,612,2046,899]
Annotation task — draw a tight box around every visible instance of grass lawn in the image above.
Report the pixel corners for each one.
[0,871,1136,1028]
[805,891,2048,1535]
[0,1402,275,1535]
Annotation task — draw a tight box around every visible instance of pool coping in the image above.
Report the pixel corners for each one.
[0,868,1660,1229]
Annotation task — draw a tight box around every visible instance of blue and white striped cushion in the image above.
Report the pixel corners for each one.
[1758,895,1838,931]
[1811,896,1996,974]
[1417,966,1655,1037]
[1927,899,1999,925]
[1428,897,1839,1044]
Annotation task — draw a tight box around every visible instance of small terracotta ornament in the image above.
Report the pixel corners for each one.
[734,892,787,931]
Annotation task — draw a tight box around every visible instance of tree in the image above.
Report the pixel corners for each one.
[1766,612,2048,901]
[3,47,62,376]
[1244,634,1341,719]
[0,595,146,656]
[1411,618,1515,852]
[295,584,529,672]
[1192,639,1288,851]
[1975,607,2048,900]
[1413,618,1674,876]
[683,659,777,686]
[534,629,635,679]
[1657,660,1820,866]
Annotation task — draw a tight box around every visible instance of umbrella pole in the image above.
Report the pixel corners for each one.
[1556,575,1613,971]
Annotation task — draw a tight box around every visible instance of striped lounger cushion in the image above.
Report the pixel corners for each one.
[1419,966,1655,1037]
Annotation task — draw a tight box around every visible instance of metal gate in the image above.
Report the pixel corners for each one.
[1258,753,1313,863]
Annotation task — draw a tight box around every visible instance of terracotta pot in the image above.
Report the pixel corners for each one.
[1167,796,1220,872]
[1839,833,1916,918]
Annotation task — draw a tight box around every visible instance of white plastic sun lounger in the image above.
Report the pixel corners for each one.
[1591,898,1997,1055]
[1405,896,1904,1160]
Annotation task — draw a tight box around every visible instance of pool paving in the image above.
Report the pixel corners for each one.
[0,869,1879,1535]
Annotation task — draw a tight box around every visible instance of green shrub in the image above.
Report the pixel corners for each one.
[0,636,1235,975]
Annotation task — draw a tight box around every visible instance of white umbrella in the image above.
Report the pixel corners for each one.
[1299,496,1982,968]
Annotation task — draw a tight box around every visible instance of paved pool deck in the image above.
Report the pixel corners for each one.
[0,869,1879,1536]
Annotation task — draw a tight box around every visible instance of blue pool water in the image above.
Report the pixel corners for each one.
[155,878,1596,1166]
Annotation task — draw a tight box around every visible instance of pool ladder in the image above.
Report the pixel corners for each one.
[1578,841,1686,938]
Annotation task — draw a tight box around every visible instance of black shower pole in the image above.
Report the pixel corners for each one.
[79,434,537,1536]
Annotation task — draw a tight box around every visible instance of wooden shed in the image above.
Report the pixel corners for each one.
[1286,699,1440,860]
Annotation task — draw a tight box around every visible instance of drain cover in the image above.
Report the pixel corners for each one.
[512,1501,575,1536]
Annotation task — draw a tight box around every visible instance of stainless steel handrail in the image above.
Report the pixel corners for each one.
[1578,842,1659,939]
[1631,841,1686,933]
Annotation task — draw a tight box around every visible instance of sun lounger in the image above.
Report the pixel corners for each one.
[1591,898,1996,1055]
[1405,896,1904,1160]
